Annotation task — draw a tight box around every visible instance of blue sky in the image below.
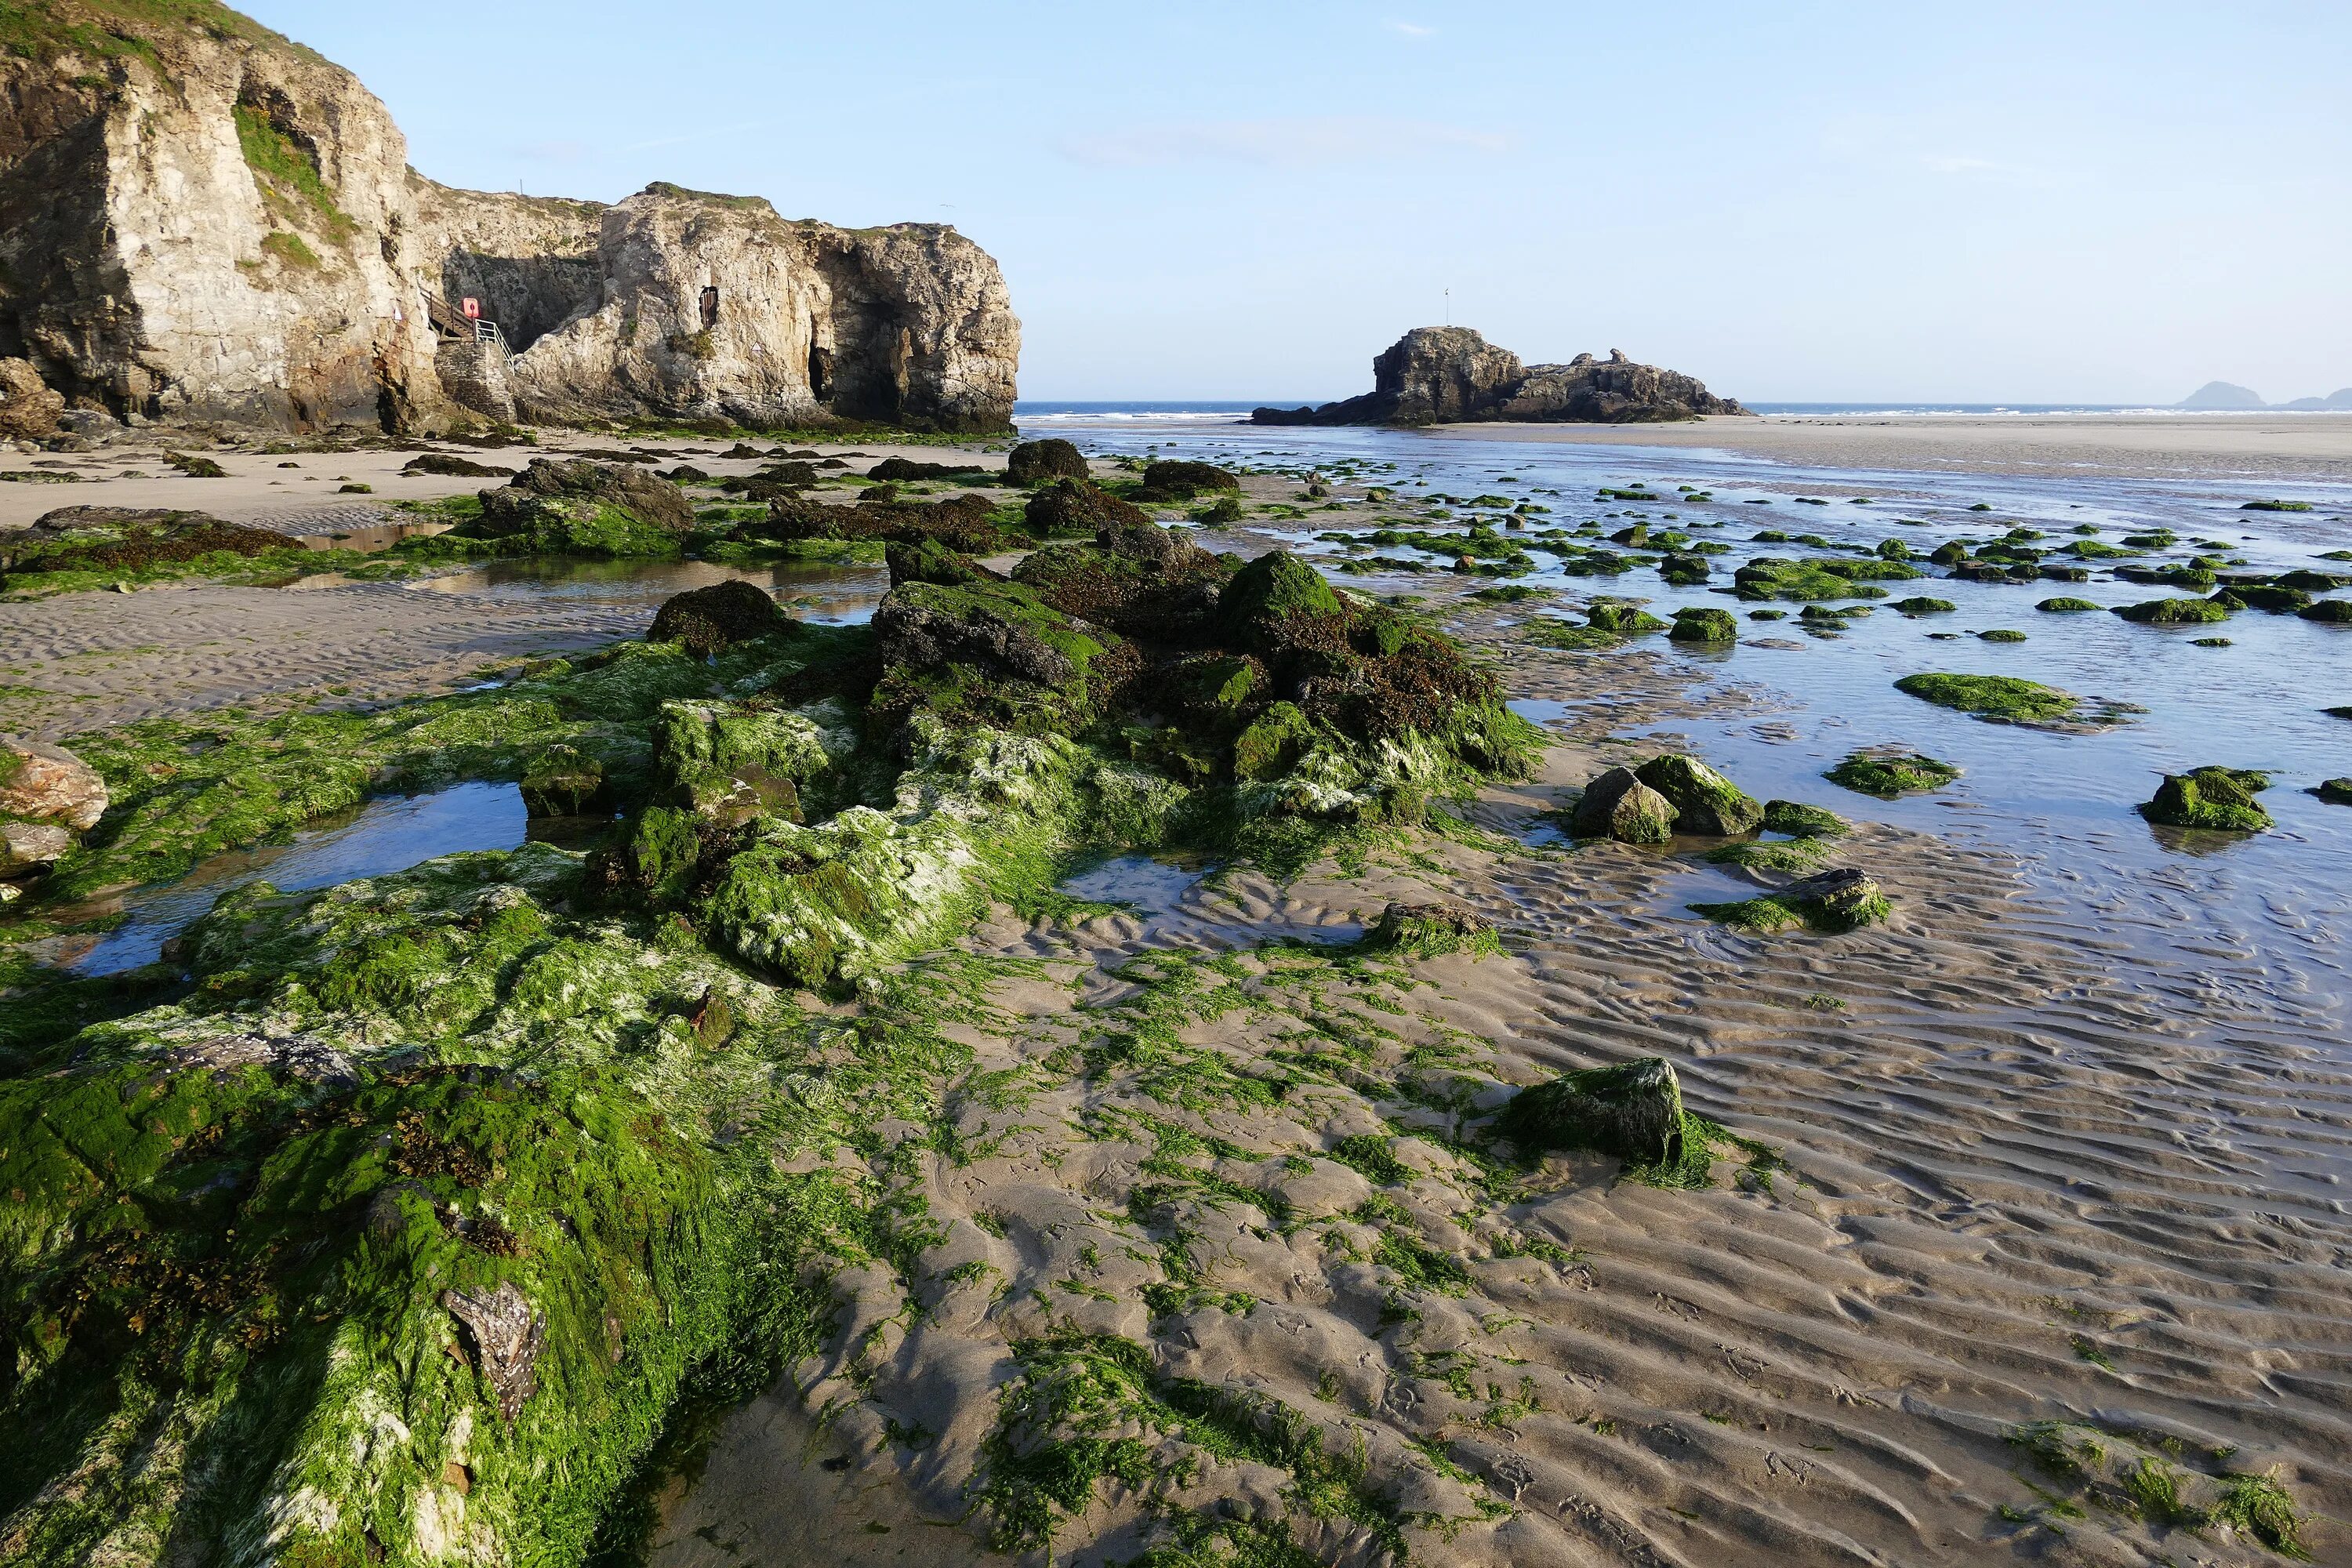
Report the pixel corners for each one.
[257,2,2350,404]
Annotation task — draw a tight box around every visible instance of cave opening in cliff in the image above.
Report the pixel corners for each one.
[808,343,833,401]
[700,286,719,329]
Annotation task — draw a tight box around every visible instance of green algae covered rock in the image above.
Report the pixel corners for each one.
[2114,596,2230,625]
[2310,777,2352,804]
[1218,548,1342,633]
[518,742,605,816]
[1892,596,1957,615]
[2299,598,2352,623]
[702,721,1094,986]
[1894,673,2091,725]
[0,844,807,1568]
[1370,900,1500,958]
[1570,766,1676,844]
[1826,750,1961,797]
[1635,753,1762,835]
[1977,628,2028,642]
[2036,597,2100,612]
[1691,866,1890,934]
[871,577,1124,735]
[648,579,790,654]
[652,699,849,826]
[1232,700,1315,782]
[1585,599,1668,634]
[1005,437,1090,485]
[466,459,695,557]
[1733,557,1893,602]
[2139,765,2273,831]
[1497,1057,1686,1166]
[1762,799,1849,837]
[1668,605,1738,643]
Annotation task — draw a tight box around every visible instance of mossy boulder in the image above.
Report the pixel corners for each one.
[1825,751,1960,797]
[1668,606,1738,644]
[1635,754,1762,835]
[884,536,991,587]
[651,700,844,828]
[1219,550,1342,635]
[1586,599,1667,634]
[517,743,605,816]
[1891,596,1957,615]
[1733,557,1892,601]
[1761,799,1849,837]
[2139,766,2272,832]
[1496,1057,1686,1166]
[648,579,789,655]
[2310,778,2352,805]
[1025,478,1151,539]
[872,579,1125,734]
[867,456,989,483]
[1370,901,1500,958]
[1232,701,1316,782]
[1005,438,1090,485]
[2298,598,2352,624]
[1894,673,2085,725]
[470,459,694,556]
[1692,866,1890,934]
[1570,767,1676,844]
[2114,597,2230,625]
[1134,459,1240,502]
[2036,597,2100,612]
[0,506,292,585]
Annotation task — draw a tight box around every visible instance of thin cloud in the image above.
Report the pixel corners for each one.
[1059,116,1511,169]
[1385,20,1435,36]
[1923,153,2063,187]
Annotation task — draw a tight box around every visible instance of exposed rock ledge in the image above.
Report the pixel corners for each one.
[1254,326,1744,426]
[0,2,1018,433]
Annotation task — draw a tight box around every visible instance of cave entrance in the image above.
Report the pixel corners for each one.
[699,286,719,330]
[808,343,833,401]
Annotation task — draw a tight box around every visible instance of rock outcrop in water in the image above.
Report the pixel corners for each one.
[1253,326,1745,426]
[0,2,1018,433]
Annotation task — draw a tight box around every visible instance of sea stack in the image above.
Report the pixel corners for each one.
[1254,325,1744,426]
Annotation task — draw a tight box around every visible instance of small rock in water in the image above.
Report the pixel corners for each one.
[2310,778,2352,805]
[2138,766,2272,832]
[1635,753,1762,834]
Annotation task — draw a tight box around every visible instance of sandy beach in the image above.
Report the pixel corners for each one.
[1425,412,2352,482]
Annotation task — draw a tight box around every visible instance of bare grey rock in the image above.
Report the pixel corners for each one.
[1254,326,1744,426]
[443,1280,545,1421]
[0,820,74,875]
[0,733,108,831]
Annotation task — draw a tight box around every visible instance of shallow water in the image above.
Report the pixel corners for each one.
[294,557,888,626]
[1056,852,1215,915]
[1039,410,2352,1033]
[59,781,528,976]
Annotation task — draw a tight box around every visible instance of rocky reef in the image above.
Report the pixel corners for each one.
[1253,327,1745,426]
[0,526,1568,1564]
[0,2,1018,434]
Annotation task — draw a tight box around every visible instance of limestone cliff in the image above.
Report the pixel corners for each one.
[1254,326,1744,426]
[0,2,1019,433]
[414,182,1020,432]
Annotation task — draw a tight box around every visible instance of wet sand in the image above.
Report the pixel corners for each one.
[1426,412,2352,482]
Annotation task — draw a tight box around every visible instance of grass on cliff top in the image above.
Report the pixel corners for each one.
[0,1,307,67]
